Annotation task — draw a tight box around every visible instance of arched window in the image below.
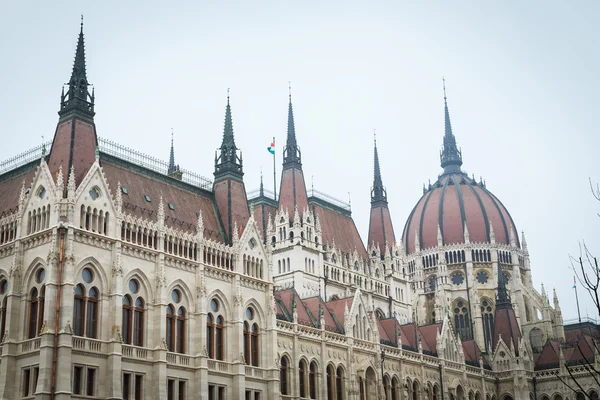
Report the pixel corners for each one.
[215,314,223,359]
[481,299,494,352]
[309,361,317,399]
[166,305,175,351]
[251,323,259,366]
[28,268,46,339]
[122,295,133,344]
[299,359,308,398]
[391,377,399,400]
[336,366,344,400]
[412,380,419,400]
[86,287,99,338]
[327,365,335,400]
[73,267,100,338]
[280,356,289,395]
[177,307,186,353]
[133,297,144,346]
[432,385,440,400]
[0,278,7,338]
[123,278,145,346]
[383,376,390,400]
[453,299,472,341]
[207,298,224,360]
[74,284,86,337]
[206,314,214,358]
[243,322,250,363]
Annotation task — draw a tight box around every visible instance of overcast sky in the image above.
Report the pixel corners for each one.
[1,1,599,321]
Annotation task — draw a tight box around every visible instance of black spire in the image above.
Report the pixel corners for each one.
[59,18,95,121]
[283,85,302,169]
[259,169,264,197]
[496,265,511,305]
[439,79,462,174]
[214,91,243,178]
[371,133,387,205]
[168,130,180,176]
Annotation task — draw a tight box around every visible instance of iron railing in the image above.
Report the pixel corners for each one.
[0,138,213,191]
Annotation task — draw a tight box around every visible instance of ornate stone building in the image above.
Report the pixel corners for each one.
[0,23,598,400]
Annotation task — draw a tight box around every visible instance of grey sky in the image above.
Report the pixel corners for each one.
[1,1,599,321]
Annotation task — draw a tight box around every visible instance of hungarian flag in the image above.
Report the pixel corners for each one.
[267,141,275,154]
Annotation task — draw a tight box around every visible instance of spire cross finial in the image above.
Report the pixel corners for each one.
[288,81,292,100]
[171,128,174,140]
[81,14,84,29]
[227,87,230,103]
[374,129,376,146]
[442,77,447,100]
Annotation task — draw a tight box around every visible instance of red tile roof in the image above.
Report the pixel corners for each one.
[493,304,522,356]
[213,179,249,240]
[278,167,309,215]
[367,205,396,254]
[0,164,37,217]
[48,119,98,186]
[312,203,367,259]
[402,174,519,254]
[101,158,224,241]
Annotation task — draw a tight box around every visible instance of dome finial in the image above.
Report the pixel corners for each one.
[439,78,463,174]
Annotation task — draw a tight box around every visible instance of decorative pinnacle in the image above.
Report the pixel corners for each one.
[371,131,387,205]
[168,129,177,175]
[440,78,463,173]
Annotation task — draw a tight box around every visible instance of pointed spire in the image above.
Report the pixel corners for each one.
[67,166,76,200]
[463,221,470,244]
[521,231,528,251]
[439,78,463,174]
[59,18,95,120]
[56,166,64,198]
[283,83,302,168]
[214,90,243,178]
[115,181,123,213]
[497,264,510,305]
[196,210,204,238]
[259,169,264,197]
[168,129,177,175]
[371,131,387,205]
[222,90,236,150]
[489,221,496,244]
[553,288,561,311]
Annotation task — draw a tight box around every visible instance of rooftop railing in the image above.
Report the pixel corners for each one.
[0,138,213,191]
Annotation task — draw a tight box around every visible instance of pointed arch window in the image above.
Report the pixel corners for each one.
[166,305,175,352]
[207,298,224,360]
[28,269,46,339]
[336,366,344,400]
[86,287,99,338]
[327,365,335,400]
[122,295,133,344]
[74,284,86,337]
[73,267,100,338]
[481,299,495,352]
[309,361,318,399]
[280,356,289,395]
[177,307,186,354]
[453,300,472,341]
[299,359,308,398]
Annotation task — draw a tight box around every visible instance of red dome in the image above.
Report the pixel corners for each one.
[401,173,519,254]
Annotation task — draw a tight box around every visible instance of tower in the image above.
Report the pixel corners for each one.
[213,94,250,244]
[278,90,309,214]
[48,20,99,186]
[367,135,396,256]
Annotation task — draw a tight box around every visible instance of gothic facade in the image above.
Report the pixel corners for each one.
[0,23,598,400]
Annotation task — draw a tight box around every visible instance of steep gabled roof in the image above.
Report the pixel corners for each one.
[0,162,38,217]
[101,156,224,240]
[312,203,367,259]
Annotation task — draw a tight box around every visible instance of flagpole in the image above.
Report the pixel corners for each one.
[574,275,582,324]
[272,136,277,201]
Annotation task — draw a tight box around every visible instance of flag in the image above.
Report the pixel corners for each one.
[573,276,577,289]
[267,141,275,154]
